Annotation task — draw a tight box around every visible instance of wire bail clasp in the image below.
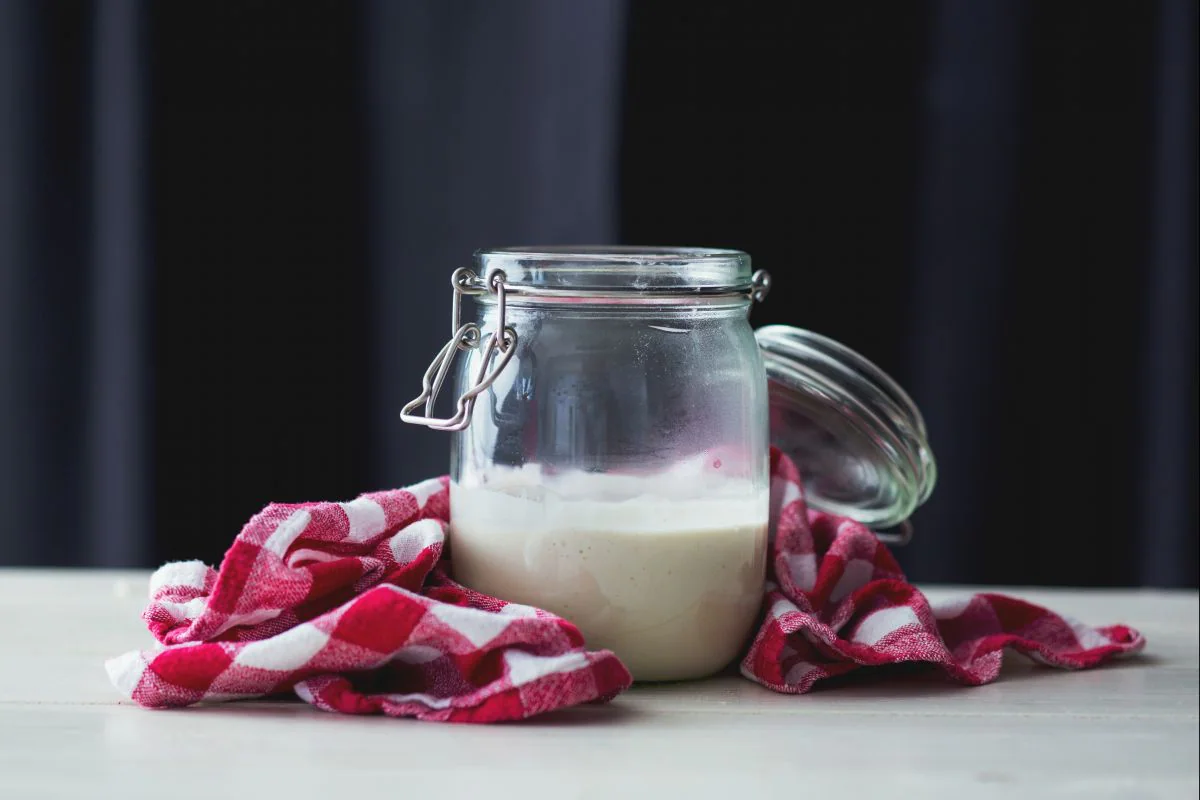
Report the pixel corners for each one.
[399,268,517,432]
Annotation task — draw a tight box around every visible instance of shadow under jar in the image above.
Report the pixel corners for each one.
[402,247,935,682]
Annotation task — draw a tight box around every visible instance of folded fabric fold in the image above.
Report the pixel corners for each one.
[106,477,631,722]
[741,450,1145,692]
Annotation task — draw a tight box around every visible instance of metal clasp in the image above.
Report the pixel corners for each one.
[750,269,772,303]
[399,268,517,432]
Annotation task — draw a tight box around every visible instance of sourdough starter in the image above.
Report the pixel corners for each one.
[450,467,768,681]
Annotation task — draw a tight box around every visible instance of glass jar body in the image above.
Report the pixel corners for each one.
[449,297,770,681]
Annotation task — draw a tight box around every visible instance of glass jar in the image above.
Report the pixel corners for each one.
[402,247,935,682]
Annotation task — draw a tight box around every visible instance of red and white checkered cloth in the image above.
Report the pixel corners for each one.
[107,452,1144,722]
[106,477,631,723]
[741,449,1144,690]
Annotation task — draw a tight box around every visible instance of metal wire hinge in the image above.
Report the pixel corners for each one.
[399,268,517,432]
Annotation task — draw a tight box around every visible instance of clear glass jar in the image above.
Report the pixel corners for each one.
[402,246,936,682]
[405,247,770,680]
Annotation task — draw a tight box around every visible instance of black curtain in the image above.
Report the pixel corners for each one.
[620,1,1197,587]
[1,1,1195,587]
[2,0,150,567]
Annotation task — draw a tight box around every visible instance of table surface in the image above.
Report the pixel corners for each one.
[0,570,1196,800]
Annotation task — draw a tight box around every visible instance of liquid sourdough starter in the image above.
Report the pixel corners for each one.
[450,465,769,681]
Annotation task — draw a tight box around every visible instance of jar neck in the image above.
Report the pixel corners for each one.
[476,298,753,323]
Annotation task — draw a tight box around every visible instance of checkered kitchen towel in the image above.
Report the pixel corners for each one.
[106,478,632,722]
[108,452,1143,722]
[741,449,1144,690]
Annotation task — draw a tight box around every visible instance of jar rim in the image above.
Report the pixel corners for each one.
[474,246,755,296]
[479,245,749,264]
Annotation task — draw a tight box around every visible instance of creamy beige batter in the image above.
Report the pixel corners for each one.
[450,467,768,681]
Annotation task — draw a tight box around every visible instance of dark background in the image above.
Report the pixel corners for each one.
[1,1,1196,587]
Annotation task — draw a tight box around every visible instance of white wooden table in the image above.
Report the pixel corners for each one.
[0,571,1196,799]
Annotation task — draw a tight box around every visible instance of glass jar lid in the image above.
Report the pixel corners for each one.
[756,325,936,535]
